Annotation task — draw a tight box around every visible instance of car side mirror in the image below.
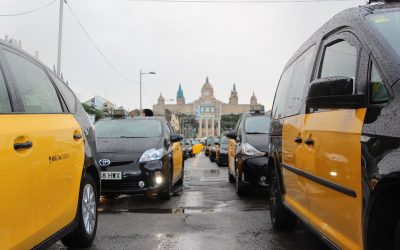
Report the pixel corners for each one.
[226,131,237,139]
[170,134,183,143]
[306,77,365,109]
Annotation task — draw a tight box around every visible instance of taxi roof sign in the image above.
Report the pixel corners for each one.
[112,109,128,117]
[250,104,265,113]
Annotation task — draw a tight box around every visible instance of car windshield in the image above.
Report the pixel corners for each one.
[207,138,215,145]
[245,116,270,134]
[369,11,400,59]
[192,140,200,145]
[220,136,228,144]
[95,119,162,138]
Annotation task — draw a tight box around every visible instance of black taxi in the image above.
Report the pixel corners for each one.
[269,1,400,249]
[226,105,270,195]
[95,111,184,199]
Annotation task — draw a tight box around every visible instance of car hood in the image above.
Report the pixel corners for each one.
[244,133,269,153]
[96,137,163,163]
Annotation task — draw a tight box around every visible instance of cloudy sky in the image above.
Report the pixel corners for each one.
[1,0,365,110]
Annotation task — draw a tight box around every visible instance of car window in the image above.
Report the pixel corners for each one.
[369,11,400,59]
[95,119,162,138]
[320,40,357,80]
[285,46,315,117]
[245,116,270,134]
[51,73,77,113]
[4,51,63,113]
[370,61,390,104]
[0,69,11,113]
[272,64,294,120]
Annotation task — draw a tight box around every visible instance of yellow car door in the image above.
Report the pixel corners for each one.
[172,141,183,183]
[2,50,85,245]
[303,35,366,249]
[228,138,236,177]
[0,68,36,249]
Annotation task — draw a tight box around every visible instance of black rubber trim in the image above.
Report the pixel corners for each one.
[282,201,340,250]
[282,163,357,198]
[32,218,77,250]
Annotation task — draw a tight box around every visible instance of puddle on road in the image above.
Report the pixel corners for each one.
[98,206,267,214]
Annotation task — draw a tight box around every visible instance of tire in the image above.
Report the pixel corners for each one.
[159,166,173,200]
[228,169,235,183]
[269,167,297,230]
[176,160,184,186]
[62,174,98,248]
[235,167,245,196]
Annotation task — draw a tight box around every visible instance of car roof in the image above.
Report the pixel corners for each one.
[97,116,166,122]
[285,3,400,69]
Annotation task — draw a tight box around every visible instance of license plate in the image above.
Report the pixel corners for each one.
[101,171,122,180]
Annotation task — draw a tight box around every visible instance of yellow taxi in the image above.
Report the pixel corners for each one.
[190,139,204,155]
[269,2,400,250]
[0,41,100,249]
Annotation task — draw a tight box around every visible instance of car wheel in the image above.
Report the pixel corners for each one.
[176,160,184,186]
[235,167,245,196]
[228,168,235,183]
[269,167,297,230]
[159,168,173,200]
[62,174,98,248]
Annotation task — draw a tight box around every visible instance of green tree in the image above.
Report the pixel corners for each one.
[82,103,104,121]
[221,113,241,133]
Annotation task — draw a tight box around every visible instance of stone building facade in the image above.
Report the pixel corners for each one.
[153,77,258,138]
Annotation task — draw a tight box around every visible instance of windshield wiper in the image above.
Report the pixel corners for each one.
[246,132,268,134]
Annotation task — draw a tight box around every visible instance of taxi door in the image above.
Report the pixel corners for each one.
[0,55,36,249]
[302,33,367,249]
[280,45,315,219]
[2,50,84,245]
[228,117,242,177]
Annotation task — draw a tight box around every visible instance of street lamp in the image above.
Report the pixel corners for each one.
[140,70,156,112]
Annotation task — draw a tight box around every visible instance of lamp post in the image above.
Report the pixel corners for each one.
[140,70,156,112]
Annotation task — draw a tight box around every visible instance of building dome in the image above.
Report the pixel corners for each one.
[157,93,165,104]
[250,92,258,105]
[201,76,214,97]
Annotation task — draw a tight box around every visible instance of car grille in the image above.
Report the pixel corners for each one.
[102,178,143,192]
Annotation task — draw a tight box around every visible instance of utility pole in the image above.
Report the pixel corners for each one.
[57,0,64,76]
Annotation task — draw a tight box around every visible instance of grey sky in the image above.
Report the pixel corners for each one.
[1,0,365,110]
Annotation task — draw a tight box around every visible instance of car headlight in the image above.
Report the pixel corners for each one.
[139,148,164,162]
[241,143,265,157]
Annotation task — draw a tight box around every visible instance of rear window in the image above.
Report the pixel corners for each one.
[220,136,228,144]
[95,119,162,138]
[245,116,270,134]
[370,11,400,59]
[207,137,216,145]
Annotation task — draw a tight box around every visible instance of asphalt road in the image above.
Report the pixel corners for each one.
[51,153,328,250]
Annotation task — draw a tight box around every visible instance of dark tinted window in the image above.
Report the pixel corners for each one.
[51,74,77,113]
[370,62,390,104]
[285,46,315,116]
[0,69,11,113]
[4,51,62,113]
[95,119,162,138]
[272,64,294,119]
[370,11,400,59]
[320,40,357,79]
[245,116,270,134]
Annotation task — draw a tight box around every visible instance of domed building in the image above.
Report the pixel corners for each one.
[153,77,259,138]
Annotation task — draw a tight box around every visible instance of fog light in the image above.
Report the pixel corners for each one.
[138,181,145,188]
[260,176,267,184]
[155,171,163,185]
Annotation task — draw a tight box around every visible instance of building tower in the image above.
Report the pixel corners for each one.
[201,76,214,98]
[250,92,258,105]
[229,84,239,105]
[158,92,165,105]
[176,84,185,104]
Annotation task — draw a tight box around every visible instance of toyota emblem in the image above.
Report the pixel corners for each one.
[99,159,111,167]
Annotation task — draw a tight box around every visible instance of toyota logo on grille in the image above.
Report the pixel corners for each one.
[99,159,111,167]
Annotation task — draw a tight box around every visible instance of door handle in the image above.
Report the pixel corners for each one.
[14,141,33,150]
[294,137,302,144]
[73,134,82,140]
[304,138,314,146]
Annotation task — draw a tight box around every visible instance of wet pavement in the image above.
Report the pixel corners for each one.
[51,153,328,250]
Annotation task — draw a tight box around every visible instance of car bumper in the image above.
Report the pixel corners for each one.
[239,156,269,187]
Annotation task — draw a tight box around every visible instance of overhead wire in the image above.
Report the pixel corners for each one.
[124,0,361,3]
[0,0,58,17]
[65,1,138,84]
